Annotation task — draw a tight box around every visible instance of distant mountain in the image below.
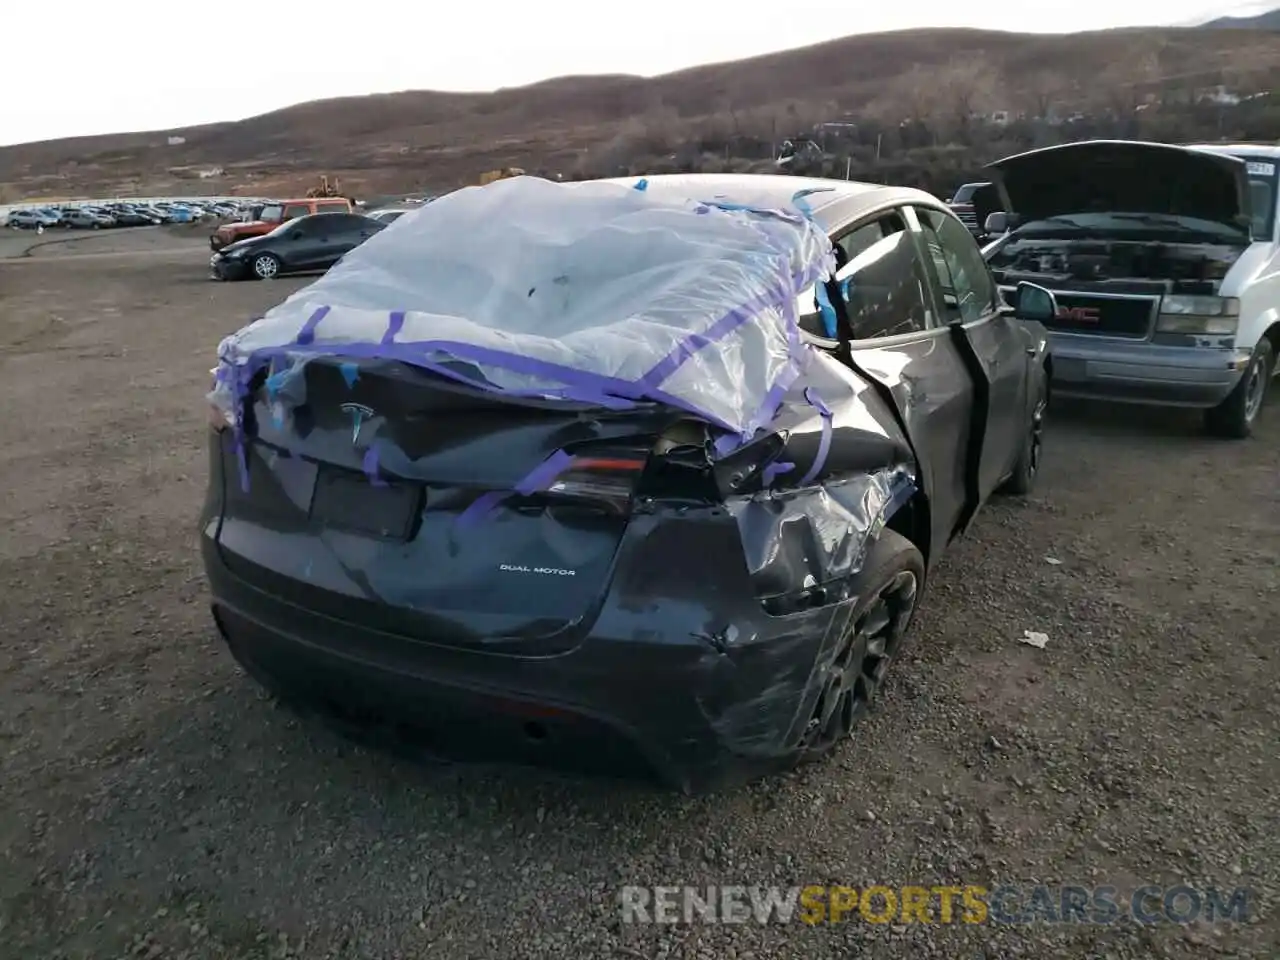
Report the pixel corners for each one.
[4,23,1280,199]
[1199,7,1280,28]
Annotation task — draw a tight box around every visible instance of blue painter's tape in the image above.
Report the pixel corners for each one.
[815,283,838,338]
[339,362,359,388]
[762,460,795,488]
[797,388,834,487]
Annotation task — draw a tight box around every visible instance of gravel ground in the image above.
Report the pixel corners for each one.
[0,244,1277,960]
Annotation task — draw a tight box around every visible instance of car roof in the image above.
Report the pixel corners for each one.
[594,173,941,228]
[1185,143,1280,159]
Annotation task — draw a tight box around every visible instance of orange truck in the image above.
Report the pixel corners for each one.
[209,196,352,251]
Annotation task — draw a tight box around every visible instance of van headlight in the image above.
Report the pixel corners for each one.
[1156,295,1239,335]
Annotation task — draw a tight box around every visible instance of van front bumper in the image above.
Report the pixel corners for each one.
[1047,334,1249,408]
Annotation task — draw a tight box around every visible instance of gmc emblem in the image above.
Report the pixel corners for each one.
[1057,305,1101,323]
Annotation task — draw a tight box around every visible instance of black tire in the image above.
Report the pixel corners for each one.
[796,528,924,764]
[1205,339,1272,440]
[998,374,1047,496]
[251,252,282,280]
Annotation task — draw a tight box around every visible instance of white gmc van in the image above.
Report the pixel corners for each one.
[981,140,1278,438]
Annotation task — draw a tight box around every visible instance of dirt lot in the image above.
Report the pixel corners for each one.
[0,239,1277,960]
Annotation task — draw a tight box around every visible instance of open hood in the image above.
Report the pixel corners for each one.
[986,140,1251,231]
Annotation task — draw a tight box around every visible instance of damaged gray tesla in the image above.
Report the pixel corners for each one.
[200,173,1056,792]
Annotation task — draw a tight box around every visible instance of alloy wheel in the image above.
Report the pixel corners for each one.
[253,255,279,279]
[801,570,919,756]
[1243,357,1267,424]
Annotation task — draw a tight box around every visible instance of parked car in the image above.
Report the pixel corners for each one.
[132,204,170,222]
[61,209,116,229]
[982,139,1278,438]
[210,197,353,251]
[209,212,385,280]
[199,173,1056,790]
[948,181,999,241]
[366,208,408,224]
[6,209,60,229]
[110,207,163,227]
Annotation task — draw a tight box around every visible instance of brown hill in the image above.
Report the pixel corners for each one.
[2,25,1277,200]
[1200,7,1280,29]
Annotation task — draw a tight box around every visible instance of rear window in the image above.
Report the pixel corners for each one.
[951,183,986,203]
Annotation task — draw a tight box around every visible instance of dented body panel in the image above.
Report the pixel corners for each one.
[200,174,1049,789]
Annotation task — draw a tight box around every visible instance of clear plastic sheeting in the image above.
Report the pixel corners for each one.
[211,175,834,438]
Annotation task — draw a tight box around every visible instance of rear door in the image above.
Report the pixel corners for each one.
[313,214,375,266]
[804,205,979,554]
[281,217,334,271]
[911,204,1027,507]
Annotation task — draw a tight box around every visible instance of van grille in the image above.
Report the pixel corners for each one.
[1000,287,1157,339]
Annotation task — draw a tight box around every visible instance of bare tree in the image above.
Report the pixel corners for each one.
[935,59,1000,144]
[1100,48,1163,116]
[1020,70,1068,121]
[863,66,946,144]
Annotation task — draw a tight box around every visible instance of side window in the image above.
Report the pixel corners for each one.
[834,211,935,340]
[914,206,998,324]
[833,220,884,268]
[283,203,311,220]
[798,211,934,342]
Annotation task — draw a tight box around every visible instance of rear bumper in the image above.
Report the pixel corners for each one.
[1047,333,1247,408]
[200,530,837,793]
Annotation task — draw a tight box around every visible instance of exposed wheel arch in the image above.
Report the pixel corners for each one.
[1263,323,1280,368]
[885,489,932,576]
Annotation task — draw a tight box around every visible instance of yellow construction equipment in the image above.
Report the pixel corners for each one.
[305,175,342,198]
[477,167,525,186]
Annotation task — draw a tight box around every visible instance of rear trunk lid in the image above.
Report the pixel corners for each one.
[213,358,691,655]
[987,140,1253,231]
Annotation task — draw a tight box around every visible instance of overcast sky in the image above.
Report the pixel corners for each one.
[2,0,1271,146]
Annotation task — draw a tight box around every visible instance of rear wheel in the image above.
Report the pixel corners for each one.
[1205,339,1272,439]
[797,529,923,763]
[252,253,281,280]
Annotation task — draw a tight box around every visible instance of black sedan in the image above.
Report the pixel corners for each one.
[199,174,1057,791]
[209,212,385,281]
[110,207,164,227]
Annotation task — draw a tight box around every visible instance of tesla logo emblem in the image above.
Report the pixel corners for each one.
[1057,305,1101,323]
[339,402,375,445]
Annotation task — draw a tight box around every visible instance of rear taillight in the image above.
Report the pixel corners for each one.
[544,451,646,514]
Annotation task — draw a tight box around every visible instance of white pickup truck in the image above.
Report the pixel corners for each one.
[981,140,1279,438]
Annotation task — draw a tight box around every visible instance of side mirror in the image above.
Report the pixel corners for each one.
[289,230,304,240]
[984,211,1015,235]
[1013,281,1057,323]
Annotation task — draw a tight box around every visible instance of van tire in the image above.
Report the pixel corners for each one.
[1205,339,1272,439]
